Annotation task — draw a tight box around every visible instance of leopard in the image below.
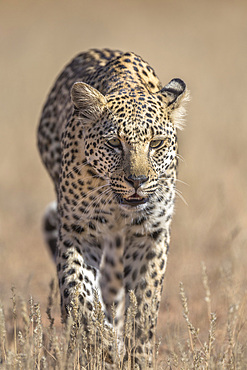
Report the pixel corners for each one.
[38,48,188,368]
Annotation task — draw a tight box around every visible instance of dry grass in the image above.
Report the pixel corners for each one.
[0,283,156,368]
[0,265,246,369]
[1,0,247,368]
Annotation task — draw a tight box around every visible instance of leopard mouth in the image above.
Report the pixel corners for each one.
[121,193,148,206]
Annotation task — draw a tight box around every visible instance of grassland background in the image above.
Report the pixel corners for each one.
[1,0,247,363]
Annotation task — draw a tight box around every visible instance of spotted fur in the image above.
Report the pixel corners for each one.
[38,48,188,367]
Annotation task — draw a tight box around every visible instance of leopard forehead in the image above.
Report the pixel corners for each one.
[100,89,174,143]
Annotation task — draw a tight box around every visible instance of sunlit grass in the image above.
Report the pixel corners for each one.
[1,262,246,369]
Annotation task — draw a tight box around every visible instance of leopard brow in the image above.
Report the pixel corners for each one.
[151,135,169,141]
[102,134,120,139]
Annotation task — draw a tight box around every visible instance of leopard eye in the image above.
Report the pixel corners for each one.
[149,139,164,149]
[106,137,122,149]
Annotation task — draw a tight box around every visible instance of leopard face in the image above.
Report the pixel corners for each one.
[71,81,183,211]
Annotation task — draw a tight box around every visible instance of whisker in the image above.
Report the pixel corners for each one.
[66,161,89,178]
[176,154,185,162]
[66,162,109,183]
[158,175,188,205]
[75,187,112,225]
[175,178,189,186]
[87,189,113,230]
[175,188,188,206]
[156,186,170,201]
[100,190,114,213]
[72,184,111,213]
[84,187,112,217]
[158,174,188,187]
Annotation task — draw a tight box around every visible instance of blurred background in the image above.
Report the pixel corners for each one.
[1,0,247,356]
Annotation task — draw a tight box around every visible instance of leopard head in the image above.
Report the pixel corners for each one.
[71,79,187,209]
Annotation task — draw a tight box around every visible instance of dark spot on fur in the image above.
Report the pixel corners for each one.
[146,251,156,260]
[71,224,85,234]
[160,259,165,270]
[124,265,131,278]
[63,288,69,298]
[140,265,147,274]
[68,281,76,288]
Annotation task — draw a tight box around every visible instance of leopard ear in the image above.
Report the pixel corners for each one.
[160,78,187,108]
[159,78,189,130]
[71,82,107,121]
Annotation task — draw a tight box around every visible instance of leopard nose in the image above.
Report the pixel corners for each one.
[124,175,149,190]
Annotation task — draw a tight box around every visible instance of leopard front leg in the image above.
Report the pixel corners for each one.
[56,232,118,365]
[123,238,168,368]
[57,242,100,323]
